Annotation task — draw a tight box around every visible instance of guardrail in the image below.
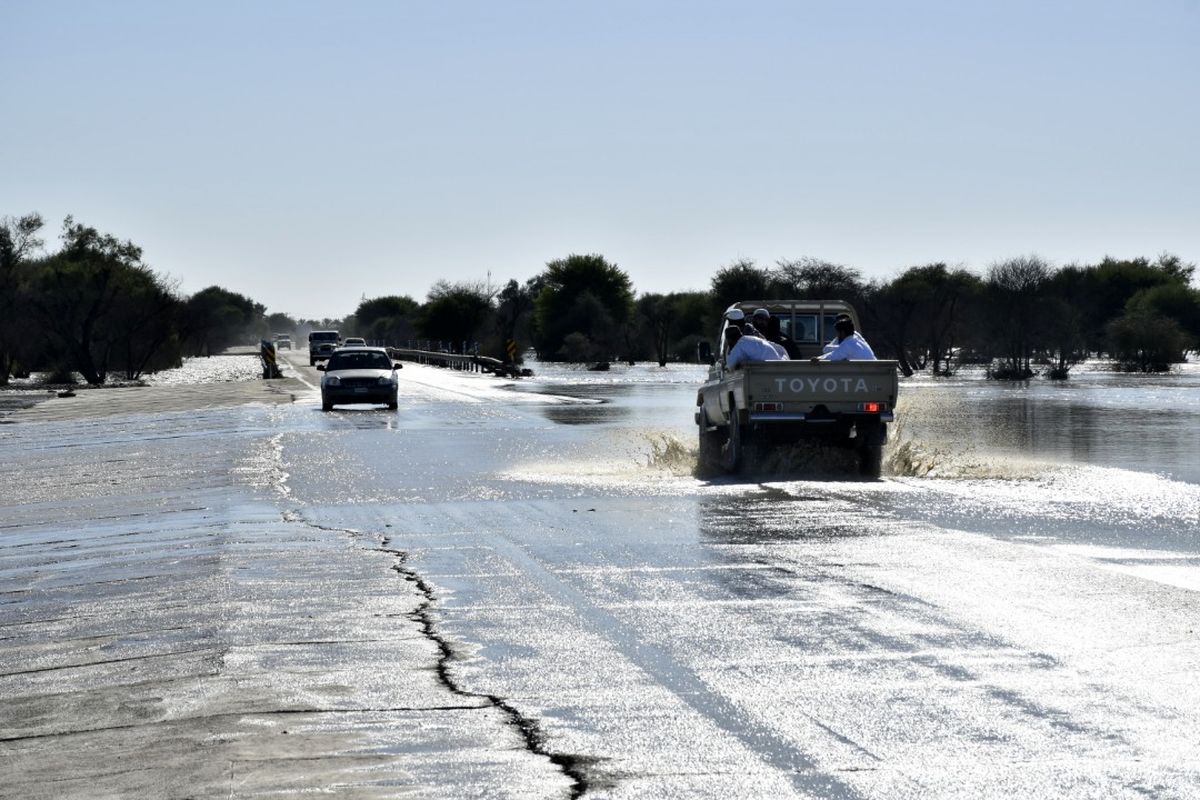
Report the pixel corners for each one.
[386,348,525,377]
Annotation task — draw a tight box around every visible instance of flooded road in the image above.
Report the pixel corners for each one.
[2,353,1198,797]
[291,356,1200,797]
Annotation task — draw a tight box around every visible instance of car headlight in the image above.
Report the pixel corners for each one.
[324,375,341,386]
[377,376,395,386]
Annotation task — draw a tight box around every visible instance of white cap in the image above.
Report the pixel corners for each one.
[723,308,746,322]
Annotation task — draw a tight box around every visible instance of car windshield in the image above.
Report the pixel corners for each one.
[327,351,393,371]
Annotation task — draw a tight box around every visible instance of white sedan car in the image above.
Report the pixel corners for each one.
[317,347,401,411]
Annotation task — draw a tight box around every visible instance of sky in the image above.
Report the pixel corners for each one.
[3,0,1198,320]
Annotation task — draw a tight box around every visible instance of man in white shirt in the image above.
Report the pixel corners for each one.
[822,314,852,355]
[814,317,876,362]
[750,308,799,359]
[724,325,785,369]
[741,320,789,360]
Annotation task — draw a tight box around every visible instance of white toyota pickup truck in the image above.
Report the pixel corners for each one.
[696,300,898,477]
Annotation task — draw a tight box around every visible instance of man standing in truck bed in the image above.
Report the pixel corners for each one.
[814,317,876,361]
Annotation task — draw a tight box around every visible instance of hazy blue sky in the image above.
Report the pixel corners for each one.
[4,1,1198,319]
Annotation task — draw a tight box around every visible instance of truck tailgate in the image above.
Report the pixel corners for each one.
[746,360,898,409]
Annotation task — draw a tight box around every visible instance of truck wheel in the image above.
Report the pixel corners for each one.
[697,412,721,469]
[309,358,316,366]
[857,421,885,478]
[858,445,882,478]
[322,401,333,412]
[719,407,743,473]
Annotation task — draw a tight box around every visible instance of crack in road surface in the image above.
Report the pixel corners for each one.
[290,515,590,798]
[381,538,593,800]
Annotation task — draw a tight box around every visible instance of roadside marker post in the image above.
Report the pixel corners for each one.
[260,340,282,379]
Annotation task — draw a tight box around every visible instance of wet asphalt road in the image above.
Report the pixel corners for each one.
[2,352,1199,798]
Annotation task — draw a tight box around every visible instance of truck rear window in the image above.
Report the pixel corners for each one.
[782,314,819,343]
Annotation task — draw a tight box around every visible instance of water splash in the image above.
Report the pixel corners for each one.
[749,440,861,477]
[645,433,698,476]
[687,430,866,481]
[885,418,1053,480]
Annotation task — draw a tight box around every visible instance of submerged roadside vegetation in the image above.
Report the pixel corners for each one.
[4,212,1197,386]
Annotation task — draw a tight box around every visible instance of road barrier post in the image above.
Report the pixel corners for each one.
[260,340,282,379]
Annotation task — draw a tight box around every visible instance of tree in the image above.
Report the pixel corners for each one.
[353,295,419,345]
[0,213,44,384]
[865,264,982,377]
[495,278,536,363]
[533,254,634,361]
[669,291,713,362]
[1075,255,1193,353]
[1154,252,1196,285]
[265,312,297,334]
[1040,268,1091,379]
[862,276,920,376]
[417,280,494,349]
[637,293,676,367]
[1107,312,1188,372]
[183,285,263,356]
[635,291,714,367]
[710,258,773,314]
[1039,300,1088,379]
[983,255,1052,379]
[774,257,865,303]
[1125,283,1200,348]
[920,266,982,376]
[26,217,177,384]
[111,272,182,380]
[1103,282,1200,371]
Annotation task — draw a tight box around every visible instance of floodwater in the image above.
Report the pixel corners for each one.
[519,358,1200,484]
[3,352,1198,798]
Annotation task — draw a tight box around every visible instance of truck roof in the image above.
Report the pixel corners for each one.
[724,299,858,321]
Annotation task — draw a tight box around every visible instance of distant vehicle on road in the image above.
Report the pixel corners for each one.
[272,334,292,350]
[317,346,402,411]
[341,337,367,347]
[308,330,340,366]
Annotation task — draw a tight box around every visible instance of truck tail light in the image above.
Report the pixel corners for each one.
[859,402,884,413]
[754,402,781,412]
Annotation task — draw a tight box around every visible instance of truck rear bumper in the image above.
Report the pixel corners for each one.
[749,411,894,424]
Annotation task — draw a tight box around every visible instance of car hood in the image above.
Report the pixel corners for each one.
[323,369,394,381]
